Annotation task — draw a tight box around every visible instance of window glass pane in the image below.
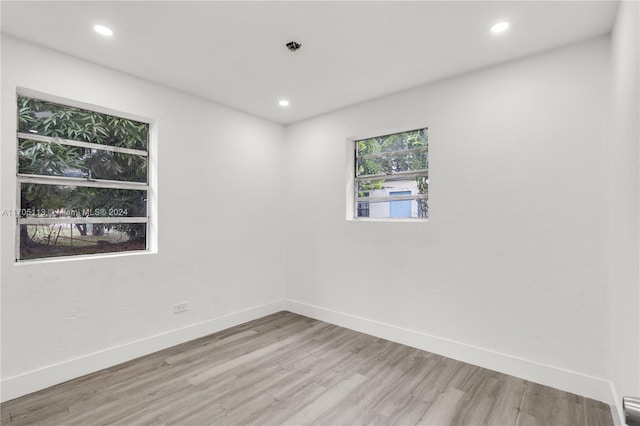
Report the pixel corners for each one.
[357,179,384,197]
[354,128,428,220]
[355,199,429,219]
[356,151,428,177]
[18,96,148,151]
[356,129,427,156]
[19,223,146,260]
[357,178,429,195]
[17,95,151,260]
[20,184,147,218]
[18,139,147,183]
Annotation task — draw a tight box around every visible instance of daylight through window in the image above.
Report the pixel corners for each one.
[15,96,150,260]
[355,128,428,220]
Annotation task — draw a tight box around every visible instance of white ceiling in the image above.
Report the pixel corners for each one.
[1,1,618,124]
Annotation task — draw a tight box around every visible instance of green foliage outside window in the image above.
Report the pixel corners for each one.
[356,128,429,197]
[17,96,150,259]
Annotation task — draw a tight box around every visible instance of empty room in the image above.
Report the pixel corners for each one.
[1,1,638,425]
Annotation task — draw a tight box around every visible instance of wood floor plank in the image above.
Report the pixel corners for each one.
[282,373,367,425]
[243,381,328,425]
[517,382,584,426]
[386,395,432,425]
[187,322,327,385]
[311,362,407,425]
[1,311,613,426]
[584,396,615,426]
[163,328,258,365]
[416,387,467,425]
[450,374,500,425]
[483,374,528,425]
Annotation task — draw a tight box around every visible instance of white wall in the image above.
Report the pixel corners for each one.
[285,37,613,401]
[1,36,286,400]
[608,1,640,422]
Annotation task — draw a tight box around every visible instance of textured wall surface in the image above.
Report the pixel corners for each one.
[1,36,286,384]
[285,37,611,380]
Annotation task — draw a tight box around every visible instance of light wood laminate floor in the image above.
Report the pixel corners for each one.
[1,311,613,425]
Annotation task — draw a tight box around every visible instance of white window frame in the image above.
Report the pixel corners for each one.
[347,126,429,222]
[15,92,153,262]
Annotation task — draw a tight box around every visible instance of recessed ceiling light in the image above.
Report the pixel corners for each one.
[94,25,113,37]
[279,99,290,107]
[491,21,510,34]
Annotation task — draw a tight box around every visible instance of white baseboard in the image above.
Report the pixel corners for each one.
[285,299,616,407]
[1,300,285,403]
[2,297,622,419]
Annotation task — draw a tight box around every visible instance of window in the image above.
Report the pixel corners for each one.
[354,128,428,220]
[15,95,150,260]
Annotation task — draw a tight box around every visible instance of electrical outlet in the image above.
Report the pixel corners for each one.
[173,302,188,314]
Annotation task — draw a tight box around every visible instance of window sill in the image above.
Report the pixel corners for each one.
[348,217,429,223]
